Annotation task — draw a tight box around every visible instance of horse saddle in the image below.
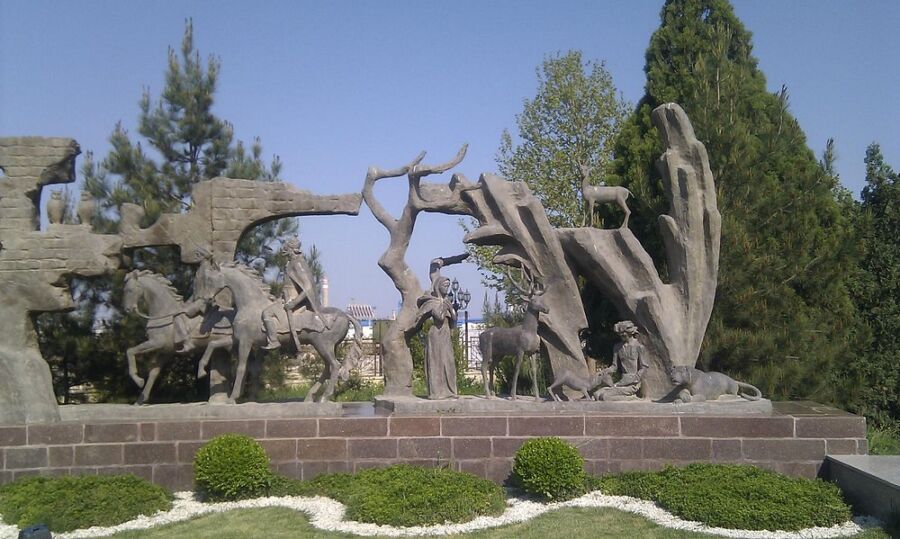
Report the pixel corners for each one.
[274,309,329,334]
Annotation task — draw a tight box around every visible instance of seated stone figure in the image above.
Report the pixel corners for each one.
[593,320,648,401]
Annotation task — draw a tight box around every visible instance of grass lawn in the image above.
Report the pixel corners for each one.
[104,506,891,539]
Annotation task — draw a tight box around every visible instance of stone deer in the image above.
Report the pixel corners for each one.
[580,163,633,228]
[479,267,548,400]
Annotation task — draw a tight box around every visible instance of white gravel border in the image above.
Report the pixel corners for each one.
[0,490,881,539]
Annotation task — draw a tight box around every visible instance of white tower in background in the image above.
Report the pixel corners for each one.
[320,275,329,307]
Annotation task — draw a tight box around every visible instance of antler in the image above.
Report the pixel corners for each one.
[502,264,541,297]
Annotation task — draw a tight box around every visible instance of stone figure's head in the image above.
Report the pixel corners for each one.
[670,365,691,386]
[50,191,62,199]
[613,320,639,339]
[434,276,451,297]
[282,237,302,256]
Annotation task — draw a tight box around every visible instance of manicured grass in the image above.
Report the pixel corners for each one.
[102,506,893,538]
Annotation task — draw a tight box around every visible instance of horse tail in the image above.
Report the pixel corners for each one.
[736,381,762,401]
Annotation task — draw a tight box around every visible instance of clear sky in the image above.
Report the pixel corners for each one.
[2,0,898,318]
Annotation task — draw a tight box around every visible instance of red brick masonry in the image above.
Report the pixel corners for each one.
[0,402,866,491]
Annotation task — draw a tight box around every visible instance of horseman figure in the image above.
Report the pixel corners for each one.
[261,236,329,350]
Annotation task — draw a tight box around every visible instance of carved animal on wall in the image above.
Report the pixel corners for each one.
[547,367,613,401]
[580,163,633,228]
[479,267,548,400]
[669,366,762,403]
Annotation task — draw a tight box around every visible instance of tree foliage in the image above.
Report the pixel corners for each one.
[610,0,862,401]
[843,144,900,426]
[471,51,627,298]
[38,20,300,403]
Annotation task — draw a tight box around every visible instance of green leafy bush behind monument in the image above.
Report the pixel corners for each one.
[194,434,274,501]
[0,474,172,532]
[595,463,851,531]
[513,437,586,501]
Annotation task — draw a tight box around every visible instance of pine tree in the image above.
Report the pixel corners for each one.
[37,21,299,402]
[610,0,862,401]
[843,144,900,426]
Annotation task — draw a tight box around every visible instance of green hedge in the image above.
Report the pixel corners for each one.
[275,465,506,527]
[512,437,586,501]
[595,463,851,531]
[194,433,274,501]
[0,474,172,532]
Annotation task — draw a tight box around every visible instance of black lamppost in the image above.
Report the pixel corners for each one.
[449,278,472,364]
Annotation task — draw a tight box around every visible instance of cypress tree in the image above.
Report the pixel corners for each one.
[843,144,899,426]
[610,0,862,401]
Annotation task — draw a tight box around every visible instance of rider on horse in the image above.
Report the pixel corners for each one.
[261,236,329,350]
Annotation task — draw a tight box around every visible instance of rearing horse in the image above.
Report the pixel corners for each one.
[122,270,234,405]
[193,258,363,402]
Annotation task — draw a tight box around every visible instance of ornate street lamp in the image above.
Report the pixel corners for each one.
[448,279,472,364]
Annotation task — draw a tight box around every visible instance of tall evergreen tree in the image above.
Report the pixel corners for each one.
[610,0,862,401]
[37,21,301,402]
[843,144,900,426]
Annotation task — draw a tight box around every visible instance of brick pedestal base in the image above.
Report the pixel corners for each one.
[0,401,866,491]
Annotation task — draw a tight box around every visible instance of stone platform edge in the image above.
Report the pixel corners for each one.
[0,402,866,491]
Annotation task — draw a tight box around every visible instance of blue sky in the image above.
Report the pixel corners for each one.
[2,0,898,317]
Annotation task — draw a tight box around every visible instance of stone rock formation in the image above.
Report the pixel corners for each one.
[0,137,122,423]
[558,104,721,399]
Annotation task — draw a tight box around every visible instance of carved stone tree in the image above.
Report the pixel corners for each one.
[362,147,475,396]
[0,137,122,423]
[365,146,592,396]
[558,103,721,399]
[462,175,590,384]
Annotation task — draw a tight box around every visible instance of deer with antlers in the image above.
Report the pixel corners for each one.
[479,266,548,400]
[580,163,633,228]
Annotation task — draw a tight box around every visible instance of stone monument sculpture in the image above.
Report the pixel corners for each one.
[559,103,722,400]
[0,137,122,423]
[593,321,649,401]
[122,266,234,404]
[669,365,762,403]
[118,176,363,403]
[478,266,548,400]
[414,256,465,399]
[192,251,363,403]
[580,163,634,228]
[363,146,591,398]
[261,236,329,351]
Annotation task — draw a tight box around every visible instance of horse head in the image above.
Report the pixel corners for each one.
[122,270,144,314]
[193,255,226,303]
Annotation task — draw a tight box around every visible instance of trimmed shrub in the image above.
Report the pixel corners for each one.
[0,474,172,533]
[193,433,274,501]
[345,465,506,526]
[281,465,506,526]
[596,463,851,531]
[512,437,586,501]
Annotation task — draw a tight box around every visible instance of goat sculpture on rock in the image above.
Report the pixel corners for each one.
[479,266,548,400]
[580,163,633,228]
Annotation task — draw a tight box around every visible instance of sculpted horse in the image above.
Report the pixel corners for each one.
[193,258,363,402]
[122,270,234,405]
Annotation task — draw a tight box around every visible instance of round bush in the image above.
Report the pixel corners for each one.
[512,437,586,501]
[0,474,172,532]
[193,433,273,501]
[596,463,851,531]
